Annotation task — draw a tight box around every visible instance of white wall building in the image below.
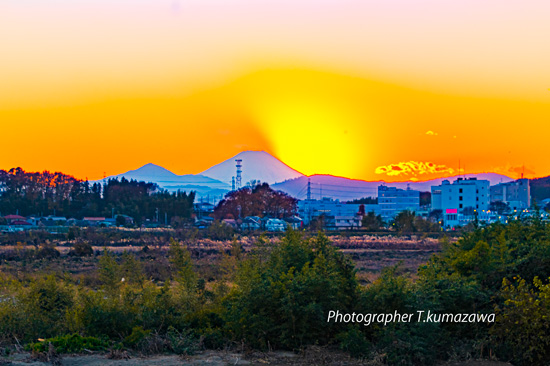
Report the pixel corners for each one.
[297,198,378,225]
[431,178,490,227]
[378,185,420,221]
[490,178,530,210]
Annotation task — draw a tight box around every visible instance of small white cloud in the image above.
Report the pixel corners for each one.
[426,130,438,136]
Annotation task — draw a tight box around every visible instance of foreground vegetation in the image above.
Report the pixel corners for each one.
[1,218,550,365]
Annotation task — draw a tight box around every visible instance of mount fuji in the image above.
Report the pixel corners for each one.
[200,151,304,185]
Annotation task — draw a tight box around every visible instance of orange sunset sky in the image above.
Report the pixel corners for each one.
[1,0,549,182]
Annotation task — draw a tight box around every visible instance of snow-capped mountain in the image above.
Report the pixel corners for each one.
[200,151,304,185]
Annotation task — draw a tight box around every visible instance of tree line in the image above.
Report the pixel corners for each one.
[0,168,195,225]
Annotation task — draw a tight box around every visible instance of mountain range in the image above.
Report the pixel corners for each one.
[272,173,513,201]
[102,151,516,202]
[99,163,231,199]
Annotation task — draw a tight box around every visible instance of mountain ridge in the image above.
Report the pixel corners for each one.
[272,172,514,202]
[98,152,525,202]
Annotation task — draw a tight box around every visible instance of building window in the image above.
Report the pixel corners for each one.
[459,188,463,193]
[459,204,463,208]
[459,196,463,201]
[476,204,479,208]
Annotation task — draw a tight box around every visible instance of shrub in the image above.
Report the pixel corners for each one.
[26,334,108,354]
[70,240,93,257]
[336,328,371,358]
[124,326,151,348]
[492,276,550,366]
[18,276,74,341]
[225,231,359,350]
[166,326,199,355]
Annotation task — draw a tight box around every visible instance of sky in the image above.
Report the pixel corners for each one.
[1,0,549,182]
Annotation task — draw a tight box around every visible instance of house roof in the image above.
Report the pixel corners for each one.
[83,217,106,221]
[4,215,26,220]
[11,220,32,225]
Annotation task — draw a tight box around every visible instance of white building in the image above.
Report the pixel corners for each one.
[297,198,377,225]
[265,218,287,232]
[378,185,420,221]
[431,178,490,227]
[490,178,530,210]
[325,215,362,230]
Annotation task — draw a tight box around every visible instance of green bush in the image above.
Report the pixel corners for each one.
[26,334,108,353]
[336,327,371,358]
[166,326,199,355]
[124,326,151,348]
[224,231,359,350]
[492,276,550,366]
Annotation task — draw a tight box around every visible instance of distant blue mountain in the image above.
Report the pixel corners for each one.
[100,155,515,203]
[98,163,231,200]
[272,173,514,202]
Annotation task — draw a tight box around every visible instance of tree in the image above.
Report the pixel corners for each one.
[419,191,431,206]
[225,231,360,349]
[214,183,297,219]
[489,201,509,215]
[429,209,443,223]
[392,210,416,234]
[361,211,384,231]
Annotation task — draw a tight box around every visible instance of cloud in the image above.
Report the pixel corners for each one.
[375,161,455,177]
[491,164,536,178]
[508,165,536,177]
[425,130,438,136]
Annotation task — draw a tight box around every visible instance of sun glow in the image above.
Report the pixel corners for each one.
[255,99,363,177]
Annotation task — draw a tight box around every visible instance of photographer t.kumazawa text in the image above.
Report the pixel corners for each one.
[327,310,495,326]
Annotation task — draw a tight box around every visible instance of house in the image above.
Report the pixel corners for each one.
[41,216,68,226]
[284,216,303,230]
[83,217,114,227]
[298,198,374,225]
[194,216,214,228]
[115,214,134,226]
[194,202,216,218]
[4,215,27,224]
[242,216,262,231]
[265,218,286,232]
[222,219,238,229]
[325,215,362,230]
[10,220,32,226]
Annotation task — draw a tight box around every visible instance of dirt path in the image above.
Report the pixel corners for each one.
[1,350,513,366]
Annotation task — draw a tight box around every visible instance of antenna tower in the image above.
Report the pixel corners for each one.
[235,159,242,189]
